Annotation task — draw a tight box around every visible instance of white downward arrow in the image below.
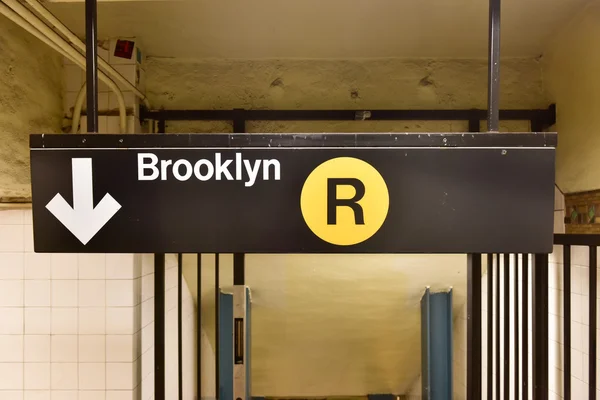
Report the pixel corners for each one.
[46,158,121,245]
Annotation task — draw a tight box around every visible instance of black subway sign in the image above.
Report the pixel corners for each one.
[30,133,557,254]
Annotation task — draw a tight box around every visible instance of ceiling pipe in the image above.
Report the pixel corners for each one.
[1,0,127,134]
[23,0,151,109]
[71,82,87,134]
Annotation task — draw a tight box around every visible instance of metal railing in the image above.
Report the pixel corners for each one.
[478,235,600,400]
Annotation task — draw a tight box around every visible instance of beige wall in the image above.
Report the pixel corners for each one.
[0,15,62,201]
[542,2,600,193]
[146,57,547,134]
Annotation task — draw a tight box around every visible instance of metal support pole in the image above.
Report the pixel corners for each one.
[522,254,529,400]
[564,246,571,400]
[154,254,166,400]
[496,254,501,400]
[504,254,510,400]
[197,254,202,400]
[178,253,183,400]
[215,254,220,400]
[487,254,493,400]
[233,108,246,134]
[85,0,98,132]
[467,253,482,400]
[234,254,245,286]
[590,246,597,400]
[514,255,519,400]
[533,254,548,400]
[487,0,501,132]
[233,253,246,400]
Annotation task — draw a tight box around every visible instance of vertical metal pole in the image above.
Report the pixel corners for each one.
[197,254,202,400]
[234,254,245,286]
[215,253,220,400]
[496,254,501,400]
[154,254,166,400]
[233,253,246,400]
[487,0,501,132]
[532,254,548,400]
[504,254,510,400]
[233,108,246,134]
[178,253,183,400]
[467,253,482,400]
[158,119,166,134]
[514,255,519,400]
[487,254,494,400]
[522,254,529,400]
[563,246,571,400]
[589,246,597,400]
[469,117,480,133]
[85,0,98,132]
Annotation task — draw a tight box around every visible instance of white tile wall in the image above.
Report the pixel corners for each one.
[24,363,50,390]
[25,335,51,362]
[0,308,23,334]
[79,363,105,390]
[0,253,24,279]
[0,335,24,362]
[25,308,50,335]
[25,280,51,307]
[51,308,78,335]
[51,336,78,362]
[25,253,51,280]
[78,336,105,363]
[78,280,106,307]
[51,363,78,390]
[1,208,203,399]
[0,363,23,390]
[78,308,105,335]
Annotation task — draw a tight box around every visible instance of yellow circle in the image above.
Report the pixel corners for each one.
[300,157,389,246]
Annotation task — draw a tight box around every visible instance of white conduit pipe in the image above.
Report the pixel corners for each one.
[71,83,87,134]
[1,0,127,134]
[23,0,151,109]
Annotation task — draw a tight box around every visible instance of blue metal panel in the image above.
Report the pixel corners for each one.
[421,288,453,400]
[246,287,251,400]
[421,289,431,400]
[219,292,233,400]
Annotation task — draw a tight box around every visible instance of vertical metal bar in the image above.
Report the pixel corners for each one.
[197,254,202,400]
[564,246,571,400]
[85,0,98,132]
[469,118,480,133]
[590,246,597,400]
[496,254,501,400]
[533,253,549,400]
[154,254,166,400]
[504,254,510,400]
[158,119,166,134]
[487,254,494,400]
[487,0,501,132]
[522,254,529,400]
[515,254,519,400]
[178,253,183,400]
[215,253,220,400]
[234,254,245,286]
[233,108,246,134]
[233,253,246,400]
[467,253,482,400]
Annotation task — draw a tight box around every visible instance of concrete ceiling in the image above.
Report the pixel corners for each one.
[44,0,591,59]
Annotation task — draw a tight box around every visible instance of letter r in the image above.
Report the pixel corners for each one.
[327,178,365,225]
